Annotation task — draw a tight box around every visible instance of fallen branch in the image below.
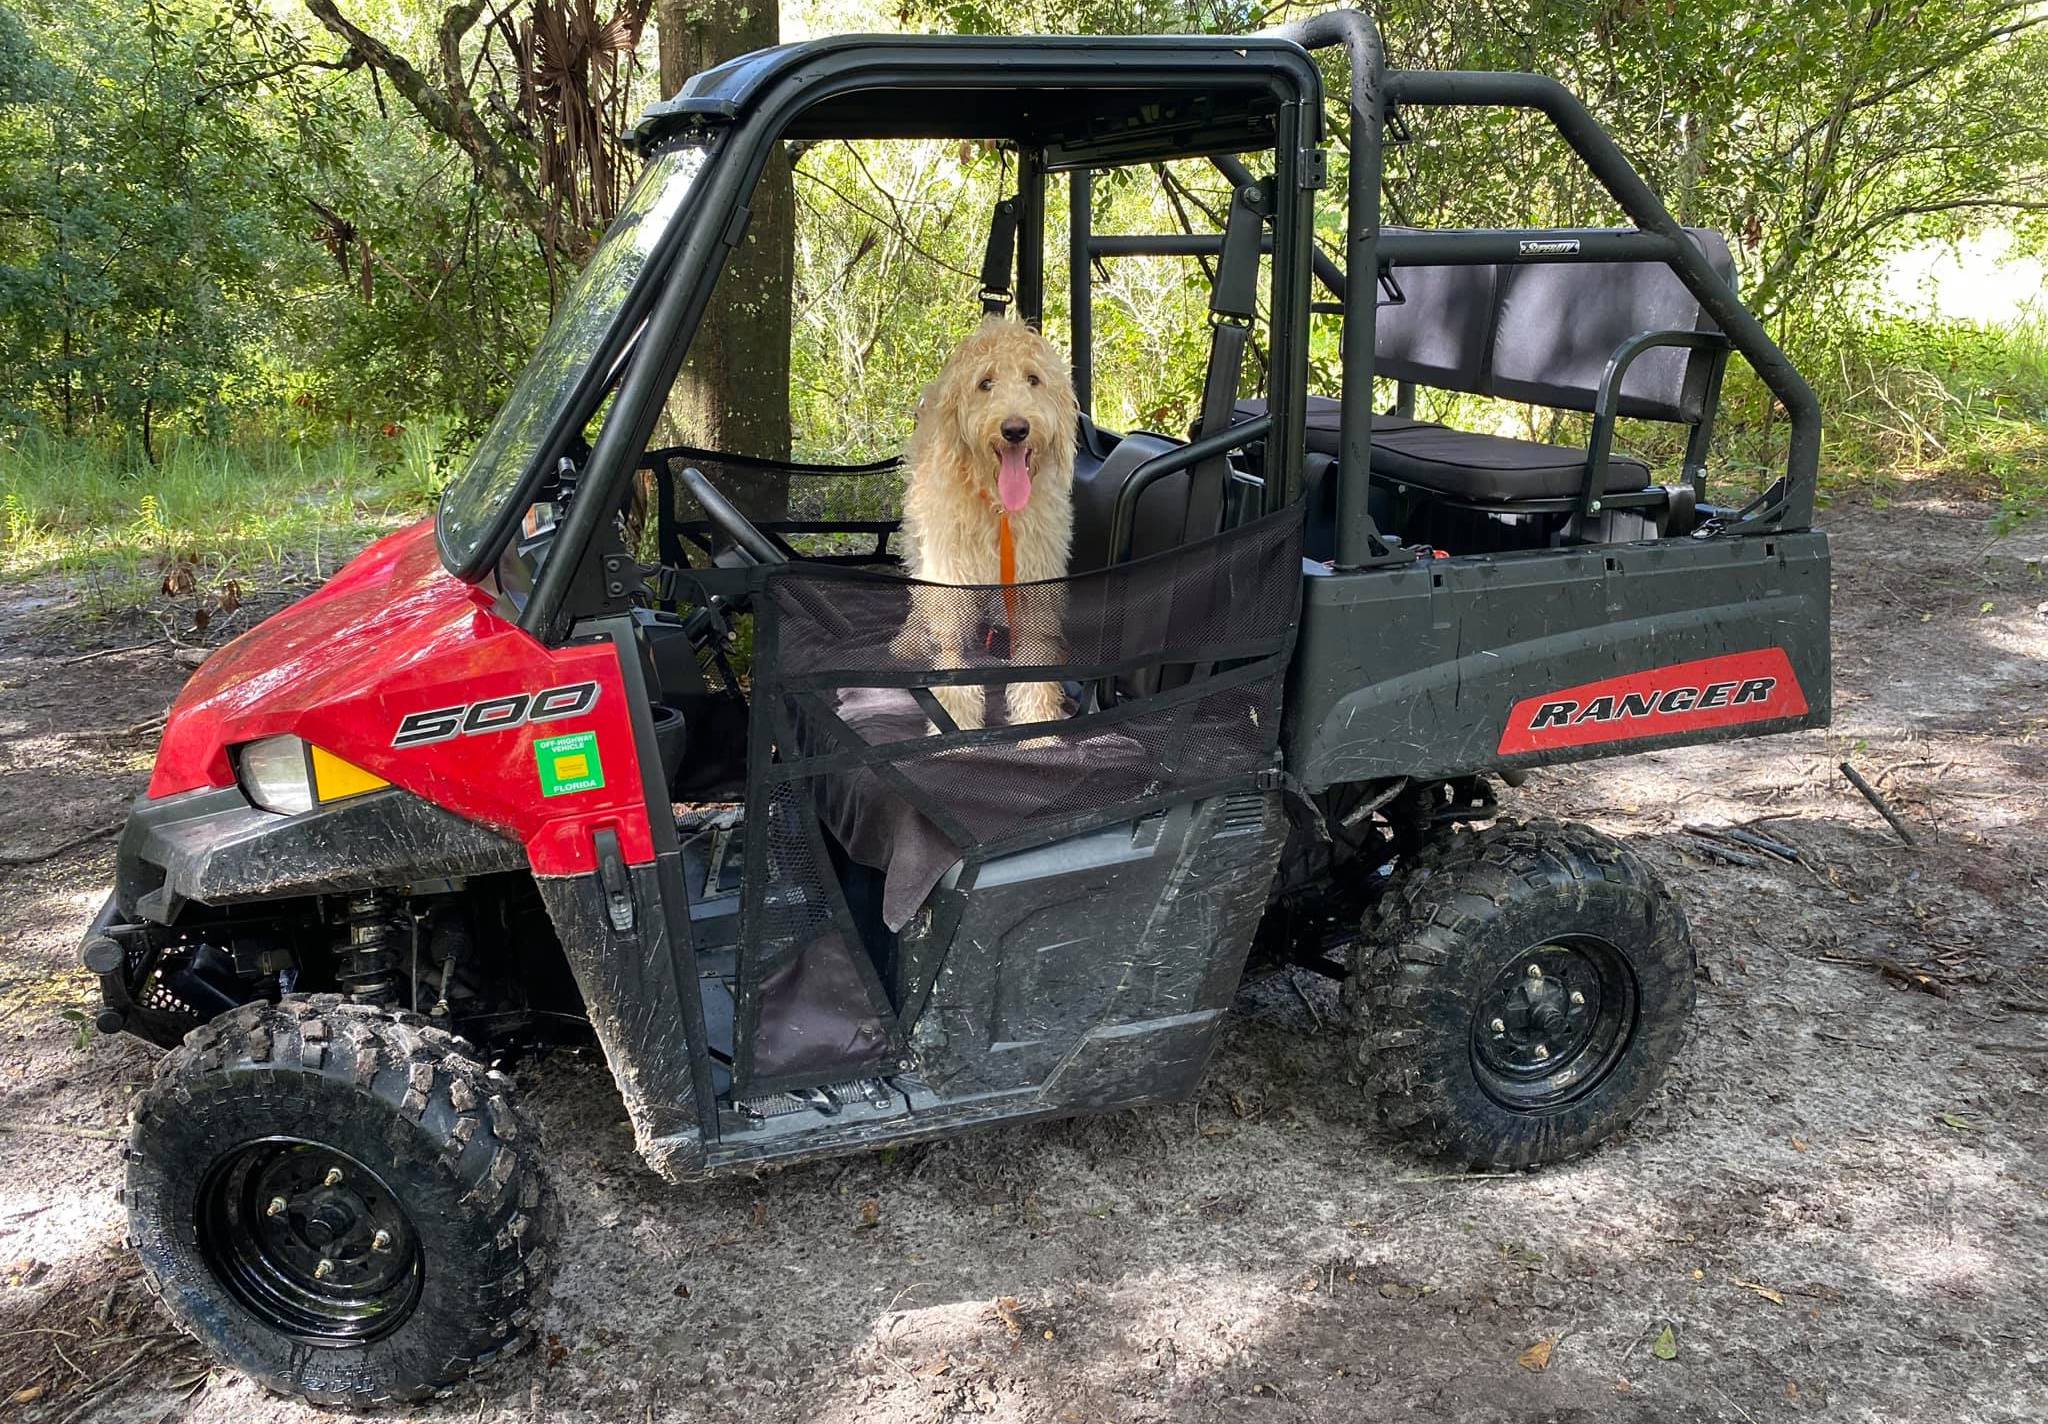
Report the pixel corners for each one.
[0,822,122,867]
[1840,761,1918,846]
[1685,824,1803,864]
[1717,826,1803,861]
[0,1120,126,1142]
[1285,969,1325,1032]
[53,1339,166,1424]
[1685,834,1763,868]
[57,642,156,667]
[73,715,167,743]
[1816,953,1955,999]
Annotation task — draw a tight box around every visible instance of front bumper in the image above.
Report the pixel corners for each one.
[83,783,528,1044]
[107,784,529,926]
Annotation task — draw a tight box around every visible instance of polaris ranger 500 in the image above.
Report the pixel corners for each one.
[81,9,1829,1404]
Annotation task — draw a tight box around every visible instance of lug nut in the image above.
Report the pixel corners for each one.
[323,1167,344,1188]
[1533,1044,1551,1061]
[314,1259,335,1280]
[1490,1018,1506,1034]
[1526,964,1543,980]
[1570,990,1586,1007]
[371,1229,392,1253]
[265,1196,287,1218]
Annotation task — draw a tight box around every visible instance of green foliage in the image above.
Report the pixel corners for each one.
[1365,0,2048,327]
[1808,312,2048,525]
[0,0,558,450]
[785,141,1221,474]
[4,0,2048,582]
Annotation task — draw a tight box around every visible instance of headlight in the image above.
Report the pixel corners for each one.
[237,735,389,815]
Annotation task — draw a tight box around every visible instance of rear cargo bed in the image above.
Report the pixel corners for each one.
[1284,529,1831,788]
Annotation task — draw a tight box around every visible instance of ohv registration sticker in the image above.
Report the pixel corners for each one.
[1497,649,1808,755]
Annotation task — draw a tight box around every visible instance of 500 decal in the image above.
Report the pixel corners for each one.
[392,681,600,749]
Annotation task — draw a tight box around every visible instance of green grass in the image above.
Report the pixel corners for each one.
[0,419,459,598]
[3,311,2042,610]
[1793,313,2048,526]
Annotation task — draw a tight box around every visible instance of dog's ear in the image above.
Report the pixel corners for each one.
[910,358,975,475]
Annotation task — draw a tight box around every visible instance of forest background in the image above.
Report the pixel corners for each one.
[1,0,2044,594]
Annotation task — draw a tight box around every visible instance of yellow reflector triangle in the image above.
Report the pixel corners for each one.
[310,744,390,802]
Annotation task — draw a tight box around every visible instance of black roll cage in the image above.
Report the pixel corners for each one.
[510,9,1819,640]
[1068,10,1819,566]
[514,36,1323,640]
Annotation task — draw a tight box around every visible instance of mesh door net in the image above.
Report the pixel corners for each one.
[731,502,1306,1092]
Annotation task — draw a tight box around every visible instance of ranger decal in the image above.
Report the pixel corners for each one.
[1497,649,1807,756]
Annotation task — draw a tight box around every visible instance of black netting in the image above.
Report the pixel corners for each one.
[749,785,836,963]
[769,503,1304,685]
[732,502,1305,1091]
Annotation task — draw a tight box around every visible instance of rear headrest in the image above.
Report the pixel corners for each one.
[1490,229,1736,422]
[1373,254,1498,393]
[1372,228,1737,424]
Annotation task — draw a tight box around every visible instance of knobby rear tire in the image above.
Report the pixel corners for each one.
[1346,819,1695,1170]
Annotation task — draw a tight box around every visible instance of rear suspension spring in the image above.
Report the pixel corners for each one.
[336,893,401,1006]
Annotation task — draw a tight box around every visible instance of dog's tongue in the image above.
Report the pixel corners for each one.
[997,444,1032,513]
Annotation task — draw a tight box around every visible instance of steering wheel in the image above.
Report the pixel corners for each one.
[677,465,785,565]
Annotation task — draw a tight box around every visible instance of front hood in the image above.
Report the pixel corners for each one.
[147,521,655,876]
[151,521,499,793]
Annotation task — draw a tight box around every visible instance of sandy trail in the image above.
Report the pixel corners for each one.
[1,489,2043,1422]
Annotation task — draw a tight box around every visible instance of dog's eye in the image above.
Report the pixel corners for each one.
[977,378,993,392]
[1026,373,1041,387]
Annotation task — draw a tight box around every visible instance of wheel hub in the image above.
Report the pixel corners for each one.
[200,1140,422,1345]
[1482,960,1596,1072]
[1470,939,1639,1113]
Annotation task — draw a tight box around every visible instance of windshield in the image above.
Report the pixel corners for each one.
[436,142,714,575]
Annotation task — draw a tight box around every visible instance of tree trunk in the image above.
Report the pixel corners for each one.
[656,0,793,522]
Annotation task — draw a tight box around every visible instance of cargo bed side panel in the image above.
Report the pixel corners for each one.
[1284,531,1831,789]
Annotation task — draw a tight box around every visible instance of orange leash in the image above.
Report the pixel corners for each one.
[997,511,1019,631]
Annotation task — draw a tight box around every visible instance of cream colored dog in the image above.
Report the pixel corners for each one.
[897,317,1078,732]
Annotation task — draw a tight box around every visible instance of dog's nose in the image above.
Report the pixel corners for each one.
[1000,419,1030,445]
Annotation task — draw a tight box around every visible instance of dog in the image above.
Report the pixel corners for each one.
[896,316,1079,733]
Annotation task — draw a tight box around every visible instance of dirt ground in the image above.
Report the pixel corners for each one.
[2,490,2045,1423]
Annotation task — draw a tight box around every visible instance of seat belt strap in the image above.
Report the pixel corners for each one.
[980,197,1020,316]
[1183,179,1268,543]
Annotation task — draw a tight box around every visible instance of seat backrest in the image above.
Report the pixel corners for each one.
[1373,256,1500,394]
[1490,229,1736,422]
[1373,227,1737,424]
[1068,422,1186,573]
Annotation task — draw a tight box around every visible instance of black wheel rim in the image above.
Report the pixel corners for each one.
[198,1138,423,1346]
[1469,937,1639,1113]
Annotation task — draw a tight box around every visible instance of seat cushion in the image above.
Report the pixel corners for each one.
[1369,424,1649,502]
[808,688,1160,930]
[1239,395,1647,503]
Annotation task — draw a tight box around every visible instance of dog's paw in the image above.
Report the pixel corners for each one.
[1005,681,1066,728]
[932,683,987,733]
